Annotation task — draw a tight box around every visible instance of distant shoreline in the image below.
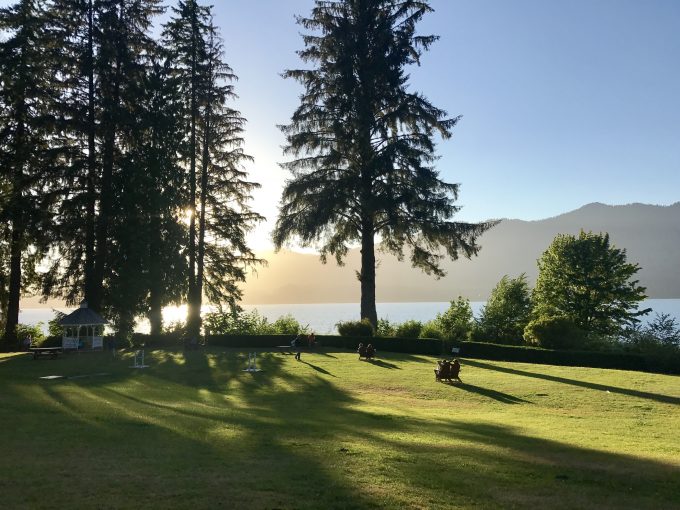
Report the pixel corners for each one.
[18,299,680,336]
[18,296,680,310]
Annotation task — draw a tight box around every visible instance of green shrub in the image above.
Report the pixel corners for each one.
[624,313,680,350]
[47,310,67,337]
[419,321,444,340]
[163,320,187,336]
[270,314,306,335]
[17,323,45,345]
[433,296,473,341]
[395,320,422,338]
[39,335,63,348]
[471,275,532,345]
[376,318,396,337]
[523,316,588,350]
[646,313,680,347]
[336,319,374,337]
[203,309,308,336]
[619,315,680,374]
[203,309,270,335]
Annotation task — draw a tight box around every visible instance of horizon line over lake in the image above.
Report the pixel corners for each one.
[19,299,680,336]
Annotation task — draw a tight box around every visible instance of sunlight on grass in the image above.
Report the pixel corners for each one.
[0,348,678,509]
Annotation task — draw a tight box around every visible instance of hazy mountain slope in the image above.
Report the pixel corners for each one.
[242,202,680,303]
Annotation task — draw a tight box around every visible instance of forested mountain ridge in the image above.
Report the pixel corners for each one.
[242,202,680,303]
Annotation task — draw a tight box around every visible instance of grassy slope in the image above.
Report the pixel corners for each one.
[0,349,678,509]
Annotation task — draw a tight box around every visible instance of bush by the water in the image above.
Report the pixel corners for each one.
[431,296,473,341]
[620,313,680,373]
[419,321,444,340]
[376,318,395,337]
[395,320,423,338]
[336,319,374,337]
[523,315,588,350]
[471,275,532,345]
[203,309,306,335]
[16,323,45,345]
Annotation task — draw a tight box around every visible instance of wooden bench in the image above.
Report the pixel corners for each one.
[30,347,62,360]
[434,359,461,383]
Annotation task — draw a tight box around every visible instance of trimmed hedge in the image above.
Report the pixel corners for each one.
[319,335,445,355]
[122,333,678,374]
[208,334,295,349]
[459,341,647,371]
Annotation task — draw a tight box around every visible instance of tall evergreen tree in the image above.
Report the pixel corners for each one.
[274,0,493,326]
[91,0,163,314]
[165,4,262,336]
[0,0,55,347]
[41,0,98,305]
[163,0,210,335]
[195,20,264,327]
[140,59,188,335]
[43,0,163,323]
[106,53,187,336]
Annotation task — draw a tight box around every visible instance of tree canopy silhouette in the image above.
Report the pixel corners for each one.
[274,0,494,325]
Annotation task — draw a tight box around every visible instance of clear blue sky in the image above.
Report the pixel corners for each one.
[4,0,679,250]
[206,0,680,249]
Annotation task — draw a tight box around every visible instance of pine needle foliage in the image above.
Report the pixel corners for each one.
[275,0,494,325]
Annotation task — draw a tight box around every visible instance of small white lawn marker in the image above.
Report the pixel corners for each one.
[242,352,262,372]
[130,349,149,369]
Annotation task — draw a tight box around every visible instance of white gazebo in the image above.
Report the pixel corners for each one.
[60,300,108,351]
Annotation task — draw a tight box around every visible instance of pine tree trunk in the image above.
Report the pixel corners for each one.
[92,94,116,312]
[84,0,96,304]
[195,108,210,336]
[148,119,163,336]
[149,290,162,336]
[360,219,377,328]
[4,95,26,347]
[148,297,162,335]
[92,4,122,312]
[4,224,22,348]
[148,218,163,336]
[92,127,114,312]
[186,7,199,336]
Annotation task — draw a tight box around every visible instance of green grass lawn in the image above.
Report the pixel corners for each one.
[1,348,678,509]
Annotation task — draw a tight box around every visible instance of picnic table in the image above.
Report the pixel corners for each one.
[29,347,62,360]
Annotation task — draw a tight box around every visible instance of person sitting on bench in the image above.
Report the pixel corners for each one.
[357,343,367,359]
[365,344,376,360]
[434,359,462,383]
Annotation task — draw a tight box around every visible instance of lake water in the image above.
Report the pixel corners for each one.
[19,299,680,335]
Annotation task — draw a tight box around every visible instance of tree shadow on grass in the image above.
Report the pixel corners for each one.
[4,350,680,509]
[454,382,533,404]
[299,360,335,377]
[465,359,680,406]
[308,349,338,358]
[367,359,400,369]
[361,418,680,509]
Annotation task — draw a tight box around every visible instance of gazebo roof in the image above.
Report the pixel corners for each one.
[59,301,107,326]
